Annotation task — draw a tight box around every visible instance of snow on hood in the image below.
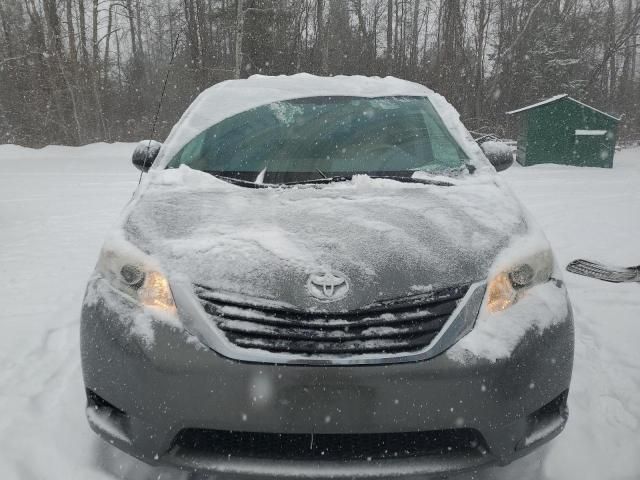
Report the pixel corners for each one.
[123,166,527,312]
[151,74,493,174]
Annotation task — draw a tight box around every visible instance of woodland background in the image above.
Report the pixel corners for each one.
[1,0,639,147]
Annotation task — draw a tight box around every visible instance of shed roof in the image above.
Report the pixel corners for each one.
[506,95,621,122]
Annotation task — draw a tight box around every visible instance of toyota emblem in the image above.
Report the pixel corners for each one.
[306,271,349,302]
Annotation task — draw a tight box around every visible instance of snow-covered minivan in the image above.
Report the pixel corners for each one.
[81,74,574,478]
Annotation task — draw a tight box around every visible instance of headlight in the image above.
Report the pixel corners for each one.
[486,249,554,313]
[95,245,176,315]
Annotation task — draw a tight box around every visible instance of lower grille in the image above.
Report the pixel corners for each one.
[171,428,487,461]
[194,284,469,356]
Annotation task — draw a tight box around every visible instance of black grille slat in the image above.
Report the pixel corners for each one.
[202,298,458,330]
[216,316,448,341]
[194,284,469,357]
[226,332,440,354]
[172,428,487,461]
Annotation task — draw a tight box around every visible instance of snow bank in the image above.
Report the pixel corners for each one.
[0,142,136,173]
[502,149,640,480]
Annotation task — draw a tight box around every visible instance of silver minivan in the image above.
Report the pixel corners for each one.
[81,74,573,479]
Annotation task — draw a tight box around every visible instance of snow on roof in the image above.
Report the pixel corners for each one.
[505,94,569,115]
[152,74,493,173]
[506,94,621,121]
[568,97,621,122]
[575,130,608,136]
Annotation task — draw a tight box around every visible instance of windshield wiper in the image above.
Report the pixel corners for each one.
[285,174,454,187]
[207,173,272,188]
[285,175,354,186]
[208,172,454,188]
[315,168,328,179]
[369,175,454,186]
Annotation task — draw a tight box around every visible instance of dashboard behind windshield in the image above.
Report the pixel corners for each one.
[167,96,469,184]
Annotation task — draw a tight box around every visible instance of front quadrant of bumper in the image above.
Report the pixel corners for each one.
[80,278,573,478]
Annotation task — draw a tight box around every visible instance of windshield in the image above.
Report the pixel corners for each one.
[167,96,469,184]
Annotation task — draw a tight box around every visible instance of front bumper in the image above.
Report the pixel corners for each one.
[81,278,574,478]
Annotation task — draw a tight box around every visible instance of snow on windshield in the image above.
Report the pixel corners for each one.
[165,96,470,182]
[152,74,493,175]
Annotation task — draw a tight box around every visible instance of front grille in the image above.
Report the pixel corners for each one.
[171,428,487,461]
[194,284,469,356]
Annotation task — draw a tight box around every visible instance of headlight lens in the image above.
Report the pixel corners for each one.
[95,246,176,314]
[138,270,175,311]
[486,249,554,313]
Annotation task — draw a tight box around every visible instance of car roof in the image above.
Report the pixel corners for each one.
[213,74,432,98]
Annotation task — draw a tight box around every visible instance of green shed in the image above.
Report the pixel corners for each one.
[506,95,620,168]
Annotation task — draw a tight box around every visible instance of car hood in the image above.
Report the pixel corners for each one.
[124,168,527,312]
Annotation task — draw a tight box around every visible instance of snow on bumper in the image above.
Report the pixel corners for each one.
[80,277,573,477]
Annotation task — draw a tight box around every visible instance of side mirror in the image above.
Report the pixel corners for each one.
[479,141,514,172]
[132,140,162,172]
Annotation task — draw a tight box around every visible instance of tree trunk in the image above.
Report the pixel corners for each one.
[66,0,77,64]
[315,0,328,75]
[103,3,115,83]
[421,1,430,67]
[607,0,616,101]
[135,0,144,58]
[43,0,64,55]
[56,55,84,143]
[386,0,393,73]
[92,0,98,63]
[393,0,398,66]
[115,23,123,87]
[184,0,200,67]
[410,0,420,73]
[352,0,369,62]
[474,0,490,118]
[321,0,329,75]
[78,0,89,64]
[0,1,14,58]
[125,0,138,59]
[619,0,637,102]
[196,0,211,75]
[234,0,243,78]
[633,5,638,90]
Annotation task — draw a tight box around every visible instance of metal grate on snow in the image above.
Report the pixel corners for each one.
[194,284,469,356]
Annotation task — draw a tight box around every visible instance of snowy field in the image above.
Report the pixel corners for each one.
[0,143,639,480]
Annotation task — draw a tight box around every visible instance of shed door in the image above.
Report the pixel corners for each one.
[573,130,610,167]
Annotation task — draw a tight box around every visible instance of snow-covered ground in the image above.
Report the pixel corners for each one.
[0,143,638,480]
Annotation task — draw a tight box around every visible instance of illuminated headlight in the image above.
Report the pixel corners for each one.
[485,249,554,313]
[95,246,176,314]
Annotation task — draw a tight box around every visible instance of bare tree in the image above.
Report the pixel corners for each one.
[78,0,89,64]
[234,0,243,78]
[66,0,77,64]
[3,0,640,147]
[386,0,393,73]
